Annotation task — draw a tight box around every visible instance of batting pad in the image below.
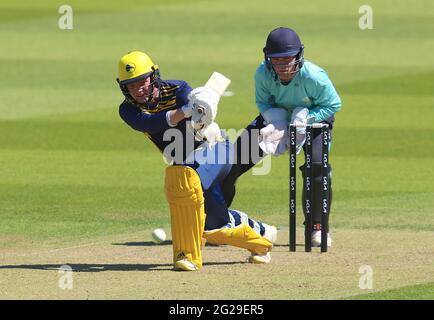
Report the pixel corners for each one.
[203,224,273,255]
[165,166,205,270]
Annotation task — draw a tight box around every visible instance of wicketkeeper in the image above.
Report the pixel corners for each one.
[223,27,342,248]
[116,51,276,271]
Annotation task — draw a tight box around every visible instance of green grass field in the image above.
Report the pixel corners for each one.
[1,0,433,300]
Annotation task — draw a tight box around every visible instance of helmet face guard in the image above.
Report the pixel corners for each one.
[117,67,162,111]
[265,48,304,76]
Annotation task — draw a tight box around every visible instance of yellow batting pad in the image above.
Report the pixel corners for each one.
[203,224,273,255]
[165,166,205,270]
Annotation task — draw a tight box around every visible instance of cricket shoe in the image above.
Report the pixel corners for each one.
[247,225,276,264]
[311,231,333,248]
[174,259,200,271]
[248,252,271,264]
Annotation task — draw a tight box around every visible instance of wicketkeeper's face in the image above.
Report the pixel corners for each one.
[271,56,297,82]
[126,76,159,104]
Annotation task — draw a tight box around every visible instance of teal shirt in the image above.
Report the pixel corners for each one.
[255,60,341,122]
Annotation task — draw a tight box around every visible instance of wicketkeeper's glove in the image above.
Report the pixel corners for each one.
[258,108,289,156]
[290,107,311,155]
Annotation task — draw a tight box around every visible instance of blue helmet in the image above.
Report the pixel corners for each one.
[263,27,304,78]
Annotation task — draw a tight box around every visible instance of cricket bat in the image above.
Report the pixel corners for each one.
[204,72,231,96]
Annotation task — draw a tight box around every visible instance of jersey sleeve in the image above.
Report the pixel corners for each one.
[255,64,274,114]
[175,80,193,107]
[305,69,342,122]
[119,102,171,134]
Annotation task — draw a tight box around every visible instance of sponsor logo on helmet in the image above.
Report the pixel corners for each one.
[125,63,136,73]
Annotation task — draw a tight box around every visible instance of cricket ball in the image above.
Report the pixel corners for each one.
[152,228,166,244]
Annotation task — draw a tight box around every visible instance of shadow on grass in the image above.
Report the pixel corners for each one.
[112,241,220,247]
[113,241,306,250]
[273,244,304,248]
[112,240,173,246]
[0,260,245,273]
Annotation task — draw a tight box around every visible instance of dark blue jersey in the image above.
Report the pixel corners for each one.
[119,79,202,163]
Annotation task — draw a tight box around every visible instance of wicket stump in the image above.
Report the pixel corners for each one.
[289,123,330,253]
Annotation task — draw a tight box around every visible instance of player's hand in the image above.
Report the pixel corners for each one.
[183,86,212,119]
[290,107,309,154]
[258,120,289,156]
[188,87,220,130]
[188,86,212,100]
[181,104,193,118]
[194,122,224,148]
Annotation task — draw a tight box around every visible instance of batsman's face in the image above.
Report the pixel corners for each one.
[126,76,159,104]
[271,56,297,82]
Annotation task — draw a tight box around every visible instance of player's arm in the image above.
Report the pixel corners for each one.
[305,71,342,122]
[255,65,274,114]
[255,66,290,156]
[166,75,226,130]
[119,102,174,133]
[166,108,187,127]
[166,80,194,127]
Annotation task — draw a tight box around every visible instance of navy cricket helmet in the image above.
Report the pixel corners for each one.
[263,27,305,76]
[263,27,304,58]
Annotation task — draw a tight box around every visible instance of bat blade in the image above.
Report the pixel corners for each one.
[205,72,231,96]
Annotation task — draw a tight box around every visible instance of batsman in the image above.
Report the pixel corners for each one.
[116,51,276,271]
